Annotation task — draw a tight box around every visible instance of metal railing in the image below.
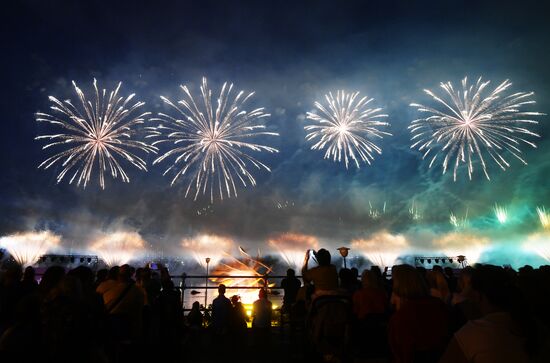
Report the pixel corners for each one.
[174,274,302,310]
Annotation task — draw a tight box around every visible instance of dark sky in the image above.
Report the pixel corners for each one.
[1,0,549,262]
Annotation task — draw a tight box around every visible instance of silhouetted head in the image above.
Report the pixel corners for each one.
[23,266,35,282]
[286,268,295,277]
[192,301,200,310]
[118,264,133,282]
[470,264,515,311]
[258,288,267,299]
[231,295,240,305]
[218,284,226,296]
[2,264,22,286]
[362,269,382,289]
[68,265,94,290]
[432,265,443,273]
[315,248,331,266]
[135,267,144,281]
[444,266,454,277]
[370,265,382,279]
[392,264,429,300]
[108,266,119,280]
[39,266,65,295]
[350,267,359,279]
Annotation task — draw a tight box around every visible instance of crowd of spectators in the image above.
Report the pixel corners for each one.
[0,248,549,363]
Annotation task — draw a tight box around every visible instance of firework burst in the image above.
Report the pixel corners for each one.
[494,203,508,224]
[449,210,468,229]
[537,207,550,229]
[180,234,234,267]
[305,90,391,169]
[89,231,146,266]
[267,233,319,270]
[409,200,422,221]
[368,201,387,220]
[409,77,543,180]
[35,79,156,189]
[351,231,408,268]
[147,78,279,202]
[0,231,60,266]
[524,232,550,263]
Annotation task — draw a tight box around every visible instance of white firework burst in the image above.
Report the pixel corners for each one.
[409,77,543,180]
[305,90,391,169]
[35,79,156,189]
[147,77,279,202]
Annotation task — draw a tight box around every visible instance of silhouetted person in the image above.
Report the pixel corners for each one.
[0,286,42,362]
[350,267,362,292]
[281,268,301,311]
[0,265,23,337]
[444,267,458,293]
[427,270,451,303]
[440,264,547,363]
[156,279,183,359]
[229,295,248,355]
[252,289,272,328]
[389,264,449,363]
[158,279,183,341]
[230,295,248,332]
[94,268,108,289]
[302,249,338,298]
[339,268,355,295]
[41,275,102,361]
[38,265,65,299]
[353,269,388,319]
[185,301,204,360]
[211,284,232,335]
[99,264,145,354]
[449,266,481,331]
[187,301,203,328]
[20,266,38,296]
[96,266,119,297]
[353,269,389,358]
[252,289,272,351]
[68,266,104,339]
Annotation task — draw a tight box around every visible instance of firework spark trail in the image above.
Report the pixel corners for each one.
[494,203,508,224]
[147,78,279,202]
[35,79,157,189]
[537,207,550,229]
[409,77,543,181]
[449,210,468,229]
[0,231,60,266]
[89,231,146,266]
[409,200,422,221]
[368,201,387,219]
[305,90,391,169]
[210,247,274,304]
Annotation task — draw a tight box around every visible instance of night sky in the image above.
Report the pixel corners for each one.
[2,0,549,266]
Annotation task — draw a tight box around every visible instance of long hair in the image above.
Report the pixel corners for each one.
[391,264,429,299]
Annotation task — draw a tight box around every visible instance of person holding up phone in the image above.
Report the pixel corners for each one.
[302,248,338,298]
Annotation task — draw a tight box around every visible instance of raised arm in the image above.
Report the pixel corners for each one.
[301,249,311,282]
